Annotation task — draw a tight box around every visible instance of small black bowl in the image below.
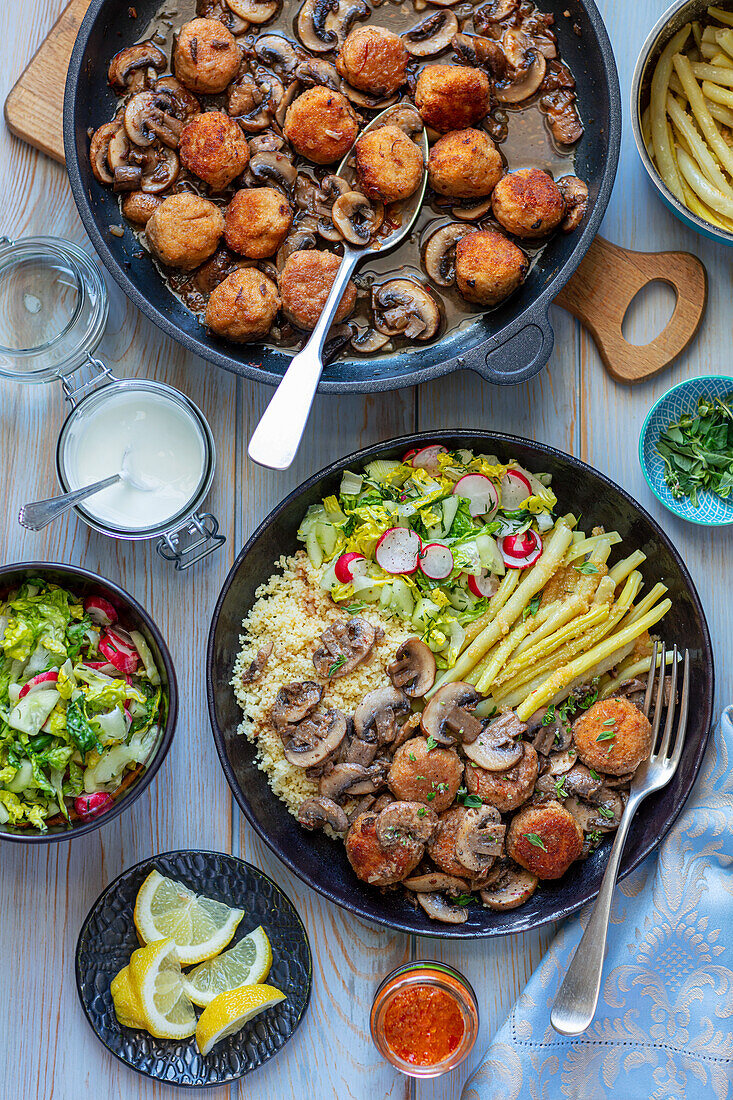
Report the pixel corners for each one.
[0,562,177,843]
[75,849,312,1087]
[207,432,715,938]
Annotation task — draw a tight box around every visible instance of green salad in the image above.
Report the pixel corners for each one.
[0,579,164,831]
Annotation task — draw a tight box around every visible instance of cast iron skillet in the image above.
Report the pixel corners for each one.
[63,0,621,391]
[207,433,714,937]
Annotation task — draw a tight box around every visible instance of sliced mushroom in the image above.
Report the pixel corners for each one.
[108,42,166,94]
[282,709,348,769]
[317,174,351,205]
[548,747,577,775]
[455,805,505,872]
[393,711,422,749]
[353,686,410,744]
[347,793,377,822]
[528,708,572,756]
[341,82,398,109]
[325,0,370,45]
[602,771,636,789]
[154,77,201,119]
[452,32,508,77]
[342,735,378,767]
[298,795,349,832]
[141,147,180,193]
[423,223,467,287]
[404,871,469,893]
[332,191,381,246]
[479,859,537,911]
[351,327,390,353]
[312,617,377,678]
[451,197,493,221]
[388,638,436,697]
[463,711,527,771]
[246,151,298,193]
[495,41,547,103]
[240,641,273,685]
[565,790,623,833]
[124,90,185,149]
[249,130,287,154]
[376,801,438,848]
[537,761,601,801]
[255,34,304,76]
[372,279,441,342]
[319,760,387,800]
[227,0,280,23]
[89,122,121,185]
[381,104,424,137]
[275,80,301,127]
[295,58,342,90]
[271,680,324,729]
[296,0,338,53]
[541,89,584,144]
[415,892,469,924]
[276,225,317,269]
[421,681,482,745]
[474,0,518,27]
[558,175,589,232]
[404,11,459,57]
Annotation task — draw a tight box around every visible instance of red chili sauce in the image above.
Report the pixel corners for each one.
[382,984,465,1066]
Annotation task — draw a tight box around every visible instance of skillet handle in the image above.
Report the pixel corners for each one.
[461,310,555,385]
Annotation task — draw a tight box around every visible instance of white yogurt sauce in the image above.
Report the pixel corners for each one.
[63,386,207,531]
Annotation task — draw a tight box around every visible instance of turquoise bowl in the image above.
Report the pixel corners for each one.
[639,375,733,526]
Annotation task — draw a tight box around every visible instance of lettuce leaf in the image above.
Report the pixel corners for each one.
[65,697,102,759]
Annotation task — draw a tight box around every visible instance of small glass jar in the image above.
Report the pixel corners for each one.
[370,961,479,1079]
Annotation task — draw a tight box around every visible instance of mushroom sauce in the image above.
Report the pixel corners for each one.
[95,0,583,362]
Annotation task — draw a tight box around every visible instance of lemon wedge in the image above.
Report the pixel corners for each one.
[134,870,244,965]
[181,926,273,1007]
[195,984,286,1056]
[110,964,147,1030]
[128,938,197,1040]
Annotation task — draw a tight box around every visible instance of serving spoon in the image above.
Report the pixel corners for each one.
[248,105,429,471]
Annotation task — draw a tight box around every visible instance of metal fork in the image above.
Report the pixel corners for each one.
[551,641,691,1035]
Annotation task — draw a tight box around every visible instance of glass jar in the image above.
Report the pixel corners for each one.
[370,961,479,1078]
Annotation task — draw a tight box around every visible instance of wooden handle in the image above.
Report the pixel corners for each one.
[555,236,708,384]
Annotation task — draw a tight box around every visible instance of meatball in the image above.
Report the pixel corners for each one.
[283,87,359,165]
[346,812,423,885]
[205,268,280,342]
[428,805,472,879]
[572,697,652,776]
[507,801,583,880]
[279,250,357,330]
[456,229,528,307]
[428,129,503,199]
[179,111,250,191]
[415,65,490,133]
[121,191,162,227]
[491,169,565,239]
[465,744,539,813]
[225,188,293,258]
[355,125,424,203]
[336,26,409,96]
[388,736,462,813]
[174,18,240,94]
[146,193,224,271]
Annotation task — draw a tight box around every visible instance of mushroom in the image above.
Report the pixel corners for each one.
[271,680,324,729]
[295,58,342,90]
[347,793,377,821]
[319,760,388,800]
[89,122,121,185]
[547,747,577,775]
[404,11,459,57]
[275,81,301,128]
[541,89,584,144]
[423,223,468,287]
[463,710,527,771]
[451,198,492,221]
[479,859,538,910]
[312,617,377,678]
[387,638,436,697]
[403,871,469,893]
[372,280,441,342]
[602,771,636,789]
[240,641,273,685]
[140,147,180,193]
[381,104,424,137]
[452,32,508,77]
[474,0,518,27]
[298,795,349,832]
[353,686,411,745]
[194,248,245,294]
[318,174,351,205]
[565,789,624,833]
[108,42,166,94]
[341,83,398,109]
[255,34,304,76]
[332,192,382,246]
[455,805,505,872]
[325,0,370,45]
[124,90,185,149]
[342,735,378,767]
[375,801,438,848]
[557,175,588,232]
[227,0,280,24]
[495,32,547,103]
[282,709,349,769]
[415,892,469,924]
[537,762,602,801]
[420,681,482,745]
[249,130,287,154]
[246,151,298,193]
[527,707,572,756]
[276,225,318,269]
[351,327,390,353]
[154,77,201,119]
[296,0,338,53]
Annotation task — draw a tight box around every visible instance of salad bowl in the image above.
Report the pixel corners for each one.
[0,562,177,843]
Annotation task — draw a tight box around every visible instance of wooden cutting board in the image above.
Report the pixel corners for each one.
[4,0,708,383]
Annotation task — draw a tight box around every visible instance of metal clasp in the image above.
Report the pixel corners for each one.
[60,353,119,407]
[156,512,226,571]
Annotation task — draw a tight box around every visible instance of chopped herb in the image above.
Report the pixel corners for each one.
[425,735,438,751]
[426,792,436,801]
[417,807,427,817]
[589,768,600,780]
[456,893,474,906]
[587,829,602,851]
[554,776,567,798]
[408,752,416,762]
[574,561,599,575]
[542,705,556,726]
[327,654,347,676]
[523,833,547,851]
[435,782,448,792]
[416,774,425,781]
[464,793,483,808]
[595,729,616,742]
[523,593,542,620]
[602,717,616,727]
[598,805,615,819]
[343,602,367,614]
[656,391,733,507]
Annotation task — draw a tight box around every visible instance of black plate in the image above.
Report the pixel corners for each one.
[63,0,620,389]
[75,849,312,1087]
[207,432,714,937]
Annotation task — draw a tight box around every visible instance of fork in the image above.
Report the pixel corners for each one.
[551,641,691,1035]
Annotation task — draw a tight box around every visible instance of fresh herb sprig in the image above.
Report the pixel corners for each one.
[656,393,733,507]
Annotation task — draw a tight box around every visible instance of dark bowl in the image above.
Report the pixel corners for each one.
[63,0,620,390]
[207,433,714,937]
[0,562,177,843]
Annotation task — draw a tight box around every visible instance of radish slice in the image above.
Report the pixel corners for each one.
[84,660,123,676]
[467,571,500,598]
[74,792,114,820]
[499,531,543,569]
[375,527,422,574]
[334,552,368,584]
[402,448,418,463]
[99,629,139,673]
[410,444,447,476]
[84,596,118,627]
[419,543,454,581]
[500,469,533,510]
[18,670,59,699]
[453,474,499,518]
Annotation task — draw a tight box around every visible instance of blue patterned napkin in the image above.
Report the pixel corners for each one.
[463,706,733,1100]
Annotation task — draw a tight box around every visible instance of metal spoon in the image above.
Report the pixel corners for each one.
[248,105,429,471]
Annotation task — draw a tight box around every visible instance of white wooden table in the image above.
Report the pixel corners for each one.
[1,1,730,1097]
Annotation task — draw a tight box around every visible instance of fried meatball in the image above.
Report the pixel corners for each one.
[355,125,424,203]
[174,18,240,94]
[146,193,224,270]
[572,697,652,776]
[388,737,463,813]
[336,26,409,96]
[428,805,472,878]
[346,811,423,885]
[279,250,357,330]
[491,168,565,239]
[121,191,162,227]
[428,129,503,199]
[205,267,280,342]
[415,65,490,133]
[224,188,293,259]
[455,229,528,307]
[179,111,250,191]
[465,744,539,813]
[283,87,359,165]
[507,801,583,880]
